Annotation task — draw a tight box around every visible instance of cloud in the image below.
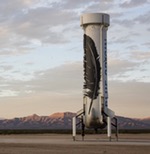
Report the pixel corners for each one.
[0,61,83,97]
[134,11,150,24]
[109,80,150,118]
[81,1,113,13]
[0,0,79,56]
[129,51,150,61]
[9,2,78,42]
[143,42,150,48]
[108,49,150,82]
[27,61,83,93]
[0,47,33,56]
[108,58,138,77]
[111,18,135,28]
[120,0,149,8]
[61,0,98,10]
[0,65,13,71]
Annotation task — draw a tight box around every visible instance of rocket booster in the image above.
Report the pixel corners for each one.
[80,13,110,128]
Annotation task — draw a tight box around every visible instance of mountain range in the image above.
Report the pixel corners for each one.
[0,112,149,130]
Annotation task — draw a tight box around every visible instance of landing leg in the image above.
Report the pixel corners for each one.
[114,117,118,141]
[81,117,85,141]
[107,117,111,141]
[72,117,76,141]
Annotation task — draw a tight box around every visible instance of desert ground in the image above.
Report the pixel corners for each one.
[0,133,149,154]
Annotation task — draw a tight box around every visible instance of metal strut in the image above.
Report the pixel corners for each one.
[113,117,118,141]
[72,110,84,141]
[110,116,118,141]
[81,116,85,141]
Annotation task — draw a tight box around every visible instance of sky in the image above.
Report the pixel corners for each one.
[0,0,150,119]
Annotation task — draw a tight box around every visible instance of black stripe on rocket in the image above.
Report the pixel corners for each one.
[83,34,101,114]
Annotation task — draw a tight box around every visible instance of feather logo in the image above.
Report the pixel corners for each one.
[83,34,101,114]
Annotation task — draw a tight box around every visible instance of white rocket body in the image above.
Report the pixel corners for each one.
[81,13,113,129]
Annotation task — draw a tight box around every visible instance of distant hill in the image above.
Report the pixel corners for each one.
[117,116,150,129]
[0,112,149,130]
[0,112,75,129]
